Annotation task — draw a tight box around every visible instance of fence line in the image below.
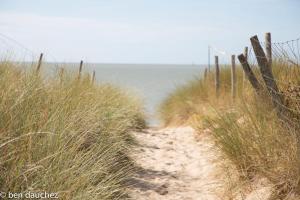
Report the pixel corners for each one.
[210,32,300,123]
[0,31,299,91]
[210,35,300,67]
[0,32,97,82]
[215,56,220,98]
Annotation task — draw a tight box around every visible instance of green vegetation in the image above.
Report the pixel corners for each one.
[0,61,145,199]
[160,60,300,198]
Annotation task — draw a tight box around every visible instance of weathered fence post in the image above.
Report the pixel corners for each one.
[215,56,220,98]
[231,55,237,100]
[250,35,283,111]
[244,47,248,61]
[242,47,248,90]
[265,32,272,68]
[78,60,83,79]
[36,53,43,73]
[237,54,262,94]
[204,68,208,80]
[208,46,211,72]
[92,70,96,84]
[59,68,64,84]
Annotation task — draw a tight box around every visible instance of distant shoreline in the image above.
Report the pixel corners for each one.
[16,61,207,67]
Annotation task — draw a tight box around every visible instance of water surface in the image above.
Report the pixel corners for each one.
[47,63,205,125]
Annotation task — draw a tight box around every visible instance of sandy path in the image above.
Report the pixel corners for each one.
[129,127,229,200]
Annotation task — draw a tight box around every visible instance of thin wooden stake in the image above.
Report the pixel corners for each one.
[78,60,83,79]
[215,56,220,98]
[238,54,262,93]
[242,47,248,90]
[59,68,64,84]
[244,47,248,61]
[36,53,43,73]
[265,32,272,68]
[92,70,96,84]
[208,46,211,72]
[231,55,237,100]
[204,68,208,80]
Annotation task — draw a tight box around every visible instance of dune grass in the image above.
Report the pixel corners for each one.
[0,61,145,199]
[160,60,300,197]
[159,65,246,125]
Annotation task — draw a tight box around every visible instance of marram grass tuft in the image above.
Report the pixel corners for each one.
[0,61,146,200]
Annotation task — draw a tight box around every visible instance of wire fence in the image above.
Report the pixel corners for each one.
[210,36,300,68]
[246,37,300,67]
[0,32,100,82]
[207,33,300,124]
[0,32,60,63]
[209,35,300,91]
[249,37,300,89]
[0,32,37,61]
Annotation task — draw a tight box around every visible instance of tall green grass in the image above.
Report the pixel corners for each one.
[160,60,300,197]
[0,61,145,199]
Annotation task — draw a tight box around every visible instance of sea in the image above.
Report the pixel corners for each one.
[42,63,205,126]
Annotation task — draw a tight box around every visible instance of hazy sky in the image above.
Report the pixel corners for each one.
[0,0,299,64]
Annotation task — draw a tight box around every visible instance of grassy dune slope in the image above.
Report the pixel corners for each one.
[0,61,145,200]
[160,60,300,198]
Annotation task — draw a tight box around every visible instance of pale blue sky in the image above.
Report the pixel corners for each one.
[0,0,299,64]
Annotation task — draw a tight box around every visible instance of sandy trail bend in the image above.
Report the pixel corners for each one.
[129,127,228,200]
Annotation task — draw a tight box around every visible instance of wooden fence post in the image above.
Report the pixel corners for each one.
[215,56,220,98]
[265,32,272,68]
[92,70,96,84]
[238,54,262,93]
[244,47,248,61]
[204,68,208,80]
[250,35,283,111]
[36,53,43,73]
[231,55,237,100]
[242,47,248,90]
[78,60,83,79]
[208,46,211,72]
[59,68,64,84]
